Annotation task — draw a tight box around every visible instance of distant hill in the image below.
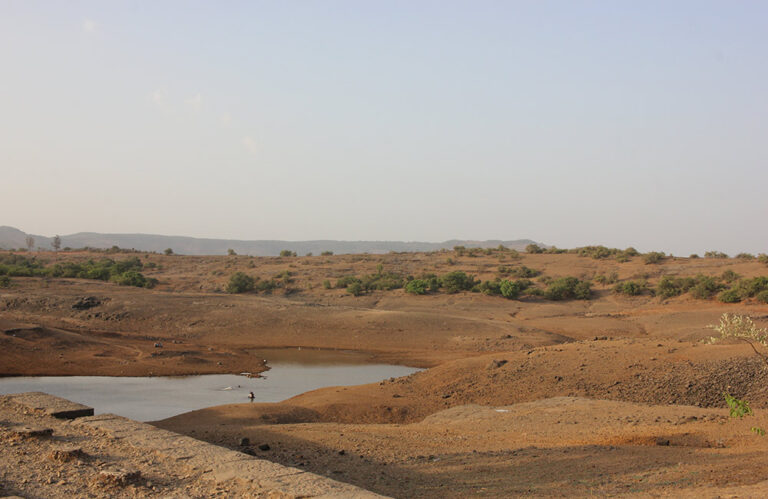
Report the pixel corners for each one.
[0,226,543,257]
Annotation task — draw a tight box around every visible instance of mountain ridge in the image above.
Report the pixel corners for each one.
[0,226,542,256]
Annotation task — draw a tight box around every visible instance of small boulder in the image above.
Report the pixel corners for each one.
[258,443,271,451]
[48,447,87,463]
[95,469,141,487]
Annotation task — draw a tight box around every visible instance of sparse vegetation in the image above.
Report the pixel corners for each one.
[280,250,297,257]
[0,254,157,289]
[0,275,10,288]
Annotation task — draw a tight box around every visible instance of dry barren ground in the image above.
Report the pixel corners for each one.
[3,249,768,497]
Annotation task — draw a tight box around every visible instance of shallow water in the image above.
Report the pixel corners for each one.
[0,349,421,421]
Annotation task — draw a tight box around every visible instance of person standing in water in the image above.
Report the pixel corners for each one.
[248,391,255,401]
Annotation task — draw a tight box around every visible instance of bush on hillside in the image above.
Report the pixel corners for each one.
[498,265,540,278]
[643,252,665,264]
[500,279,531,299]
[544,277,591,300]
[226,272,255,293]
[111,270,157,288]
[525,244,544,254]
[405,279,429,295]
[689,275,725,299]
[614,280,646,296]
[656,275,696,299]
[704,251,729,259]
[439,271,477,293]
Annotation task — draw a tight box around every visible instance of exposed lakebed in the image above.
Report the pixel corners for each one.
[0,348,421,421]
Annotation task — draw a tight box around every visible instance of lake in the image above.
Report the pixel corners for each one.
[0,348,421,421]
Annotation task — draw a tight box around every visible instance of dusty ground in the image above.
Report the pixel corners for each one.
[0,396,268,498]
[3,249,768,497]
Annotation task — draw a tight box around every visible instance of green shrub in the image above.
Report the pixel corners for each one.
[614,280,645,296]
[336,276,361,288]
[718,288,742,303]
[690,275,724,299]
[757,290,768,304]
[525,244,544,254]
[705,251,729,259]
[405,279,429,295]
[594,272,619,285]
[736,253,755,260]
[321,251,333,256]
[721,270,741,283]
[164,248,174,255]
[500,279,530,299]
[544,246,567,254]
[418,273,441,291]
[643,252,665,264]
[439,271,477,293]
[656,275,696,298]
[0,275,10,288]
[544,277,591,300]
[623,247,640,257]
[322,279,332,289]
[279,250,297,257]
[255,279,277,293]
[759,254,768,264]
[727,277,768,300]
[499,265,540,278]
[347,282,364,296]
[226,272,255,293]
[227,249,237,256]
[576,245,615,259]
[689,254,700,259]
[361,271,404,291]
[111,270,157,288]
[475,280,502,296]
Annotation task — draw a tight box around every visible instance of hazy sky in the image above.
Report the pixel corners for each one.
[2,1,767,255]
